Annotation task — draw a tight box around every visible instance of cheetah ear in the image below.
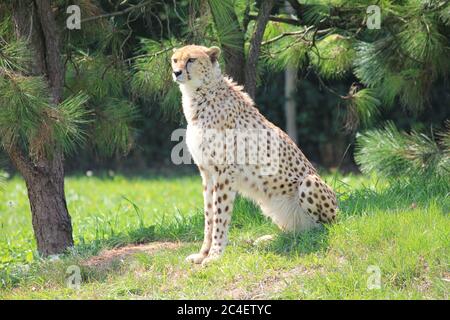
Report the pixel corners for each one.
[206,46,221,63]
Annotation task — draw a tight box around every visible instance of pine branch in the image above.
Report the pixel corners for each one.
[355,123,450,178]
[278,1,368,30]
[262,26,331,46]
[248,13,302,26]
[126,46,175,63]
[208,0,246,85]
[313,70,349,100]
[242,0,251,33]
[80,0,153,23]
[92,99,139,156]
[262,27,312,46]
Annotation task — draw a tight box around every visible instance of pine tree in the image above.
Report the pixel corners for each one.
[133,0,448,123]
[263,1,449,174]
[132,0,449,174]
[0,0,137,256]
[263,0,449,121]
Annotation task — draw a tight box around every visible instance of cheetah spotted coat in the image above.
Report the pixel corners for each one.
[171,45,337,265]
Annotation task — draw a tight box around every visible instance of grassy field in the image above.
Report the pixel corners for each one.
[0,171,448,299]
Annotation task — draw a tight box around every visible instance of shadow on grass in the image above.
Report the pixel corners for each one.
[253,175,449,258]
[265,227,330,257]
[71,212,204,258]
[73,195,332,260]
[67,176,450,267]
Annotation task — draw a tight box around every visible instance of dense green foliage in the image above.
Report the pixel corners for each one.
[0,2,138,164]
[356,121,450,178]
[1,0,448,171]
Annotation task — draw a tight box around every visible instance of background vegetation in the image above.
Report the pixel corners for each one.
[2,0,449,174]
[0,0,448,299]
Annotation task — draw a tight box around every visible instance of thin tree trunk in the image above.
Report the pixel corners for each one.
[284,1,298,143]
[11,0,73,256]
[244,0,275,99]
[284,68,298,143]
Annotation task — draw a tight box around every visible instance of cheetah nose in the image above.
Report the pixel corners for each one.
[173,70,182,77]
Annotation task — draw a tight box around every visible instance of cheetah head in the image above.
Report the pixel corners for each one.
[171,45,221,87]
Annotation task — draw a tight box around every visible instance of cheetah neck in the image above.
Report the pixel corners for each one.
[179,75,254,126]
[179,77,226,124]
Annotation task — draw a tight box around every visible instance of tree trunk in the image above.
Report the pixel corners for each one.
[284,1,298,143]
[284,67,298,143]
[11,0,73,256]
[8,148,74,256]
[244,0,275,99]
[27,161,72,255]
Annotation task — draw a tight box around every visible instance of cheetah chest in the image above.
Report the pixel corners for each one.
[186,123,207,166]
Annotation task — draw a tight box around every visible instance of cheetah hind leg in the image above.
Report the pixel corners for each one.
[298,174,337,224]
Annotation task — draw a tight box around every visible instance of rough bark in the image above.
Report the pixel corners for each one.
[244,0,275,99]
[11,0,73,256]
[34,0,65,103]
[8,145,73,256]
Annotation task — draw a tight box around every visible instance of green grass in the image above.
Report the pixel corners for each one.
[0,172,448,299]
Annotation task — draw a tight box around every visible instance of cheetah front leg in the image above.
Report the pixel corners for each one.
[186,169,214,264]
[201,174,236,266]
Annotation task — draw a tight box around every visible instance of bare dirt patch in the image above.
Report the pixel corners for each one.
[81,242,183,268]
[226,265,320,299]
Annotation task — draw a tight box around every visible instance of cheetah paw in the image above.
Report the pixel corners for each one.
[253,234,275,246]
[201,254,222,267]
[185,253,207,264]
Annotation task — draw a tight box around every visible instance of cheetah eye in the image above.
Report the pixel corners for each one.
[187,58,196,63]
[173,58,178,63]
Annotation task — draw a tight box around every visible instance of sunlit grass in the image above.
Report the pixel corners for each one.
[0,172,448,299]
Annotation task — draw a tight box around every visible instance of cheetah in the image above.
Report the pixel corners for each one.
[171,45,337,266]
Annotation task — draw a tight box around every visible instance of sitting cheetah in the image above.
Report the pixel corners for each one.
[171,45,337,266]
